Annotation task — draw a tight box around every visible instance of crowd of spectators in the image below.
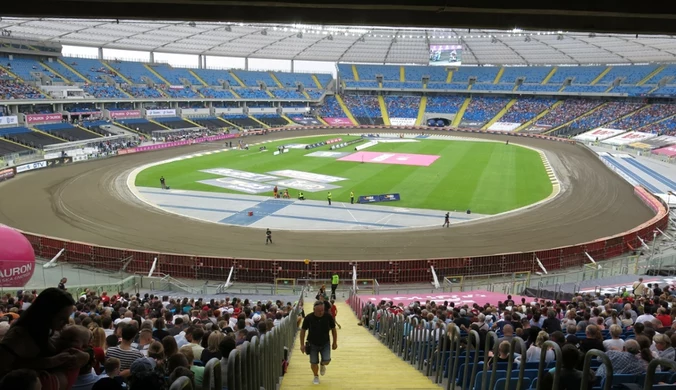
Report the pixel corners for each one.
[462,97,511,122]
[341,94,381,118]
[641,117,676,136]
[0,287,299,390]
[500,98,557,124]
[610,103,676,131]
[385,96,421,118]
[317,96,345,118]
[569,102,645,131]
[425,96,466,114]
[537,99,602,127]
[0,79,46,100]
[365,278,676,388]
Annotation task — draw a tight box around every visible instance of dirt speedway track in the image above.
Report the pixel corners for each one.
[0,129,655,261]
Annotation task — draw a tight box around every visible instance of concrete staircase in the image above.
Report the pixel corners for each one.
[451,97,471,127]
[481,99,517,130]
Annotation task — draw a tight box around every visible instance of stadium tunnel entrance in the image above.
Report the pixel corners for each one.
[427,117,451,127]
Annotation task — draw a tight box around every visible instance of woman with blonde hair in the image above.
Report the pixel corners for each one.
[654,333,676,360]
[522,331,555,364]
[603,324,625,351]
[580,324,605,353]
[91,326,107,375]
[201,330,224,363]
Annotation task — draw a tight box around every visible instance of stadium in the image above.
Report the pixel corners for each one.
[1,4,676,390]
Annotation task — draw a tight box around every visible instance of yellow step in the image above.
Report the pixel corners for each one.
[351,65,360,81]
[101,61,132,84]
[316,117,329,125]
[144,64,170,85]
[542,67,557,84]
[280,303,439,390]
[399,66,405,82]
[302,90,311,99]
[446,70,453,83]
[230,89,241,99]
[58,59,91,83]
[452,97,472,127]
[265,90,275,98]
[116,85,133,98]
[311,74,323,89]
[378,95,390,125]
[189,70,208,86]
[110,121,145,137]
[0,137,37,152]
[148,119,170,130]
[415,96,427,126]
[636,112,676,132]
[638,65,665,86]
[493,67,504,84]
[270,73,284,88]
[558,85,566,93]
[281,115,295,125]
[0,65,20,80]
[183,117,203,128]
[514,101,562,132]
[335,95,358,125]
[76,125,105,138]
[31,127,68,142]
[249,116,270,128]
[482,99,517,130]
[591,67,612,85]
[218,117,243,130]
[229,72,247,88]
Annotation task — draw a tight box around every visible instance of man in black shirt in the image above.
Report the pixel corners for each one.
[160,176,166,190]
[300,301,338,385]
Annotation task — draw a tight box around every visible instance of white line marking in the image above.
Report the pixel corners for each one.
[341,202,359,224]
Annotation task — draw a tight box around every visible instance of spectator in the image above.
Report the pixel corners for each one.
[0,288,89,389]
[162,335,179,359]
[653,333,675,360]
[219,337,237,389]
[540,344,591,390]
[580,325,605,353]
[189,328,205,358]
[521,330,555,364]
[596,339,651,377]
[201,331,224,362]
[603,325,625,351]
[542,309,562,333]
[106,324,145,371]
[0,369,41,390]
[179,345,205,389]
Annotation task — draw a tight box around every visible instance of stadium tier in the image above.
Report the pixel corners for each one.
[232,70,277,87]
[199,87,236,99]
[426,95,466,113]
[384,95,420,118]
[462,96,511,123]
[222,114,263,128]
[153,116,197,129]
[82,84,128,99]
[0,126,65,147]
[252,114,289,126]
[152,63,201,85]
[116,118,167,134]
[569,102,645,132]
[500,97,557,123]
[33,122,102,141]
[62,57,125,84]
[317,95,346,118]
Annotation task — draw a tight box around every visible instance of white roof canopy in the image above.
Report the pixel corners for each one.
[2,17,676,65]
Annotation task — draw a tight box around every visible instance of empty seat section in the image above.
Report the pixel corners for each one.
[345,81,379,88]
[121,85,163,98]
[34,122,102,141]
[200,88,235,99]
[153,116,196,129]
[547,66,606,85]
[0,138,32,155]
[44,60,84,83]
[191,69,240,87]
[337,64,354,80]
[382,82,423,89]
[231,70,276,87]
[109,61,165,84]
[81,120,116,136]
[274,72,315,88]
[452,67,500,84]
[608,85,653,96]
[235,88,271,99]
[152,64,201,85]
[272,89,305,99]
[306,90,324,99]
[598,65,659,85]
[83,84,127,99]
[116,118,166,134]
[160,86,199,99]
[405,66,447,83]
[472,84,513,91]
[222,115,262,128]
[0,126,65,148]
[563,85,609,93]
[192,117,229,130]
[63,57,124,84]
[1,56,61,83]
[314,74,333,88]
[354,65,399,81]
[518,84,561,92]
[252,114,288,127]
[500,67,552,84]
[647,65,676,85]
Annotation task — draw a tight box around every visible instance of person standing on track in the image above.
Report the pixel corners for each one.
[300,301,338,385]
[331,272,339,300]
[350,191,354,204]
[327,192,332,206]
[265,228,273,245]
[160,176,166,190]
[443,212,450,228]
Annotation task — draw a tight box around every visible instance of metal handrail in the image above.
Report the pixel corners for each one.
[505,337,527,390]
[536,341,562,390]
[644,359,676,390]
[580,349,612,390]
[482,331,500,390]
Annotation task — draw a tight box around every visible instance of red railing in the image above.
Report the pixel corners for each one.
[12,125,668,285]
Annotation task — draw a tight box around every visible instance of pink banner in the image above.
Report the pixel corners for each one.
[25,113,61,124]
[134,133,237,153]
[109,110,142,119]
[323,117,354,126]
[653,145,676,157]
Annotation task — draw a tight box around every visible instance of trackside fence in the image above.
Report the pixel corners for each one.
[0,125,668,287]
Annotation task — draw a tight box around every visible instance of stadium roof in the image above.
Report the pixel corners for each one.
[3,18,676,65]
[2,2,676,36]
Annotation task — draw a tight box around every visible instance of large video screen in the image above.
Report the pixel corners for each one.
[429,44,462,66]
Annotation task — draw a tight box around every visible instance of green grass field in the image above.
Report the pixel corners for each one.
[135,136,552,214]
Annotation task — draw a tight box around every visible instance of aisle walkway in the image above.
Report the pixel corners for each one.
[280,302,440,390]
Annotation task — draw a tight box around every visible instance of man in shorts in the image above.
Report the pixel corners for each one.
[300,301,337,385]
